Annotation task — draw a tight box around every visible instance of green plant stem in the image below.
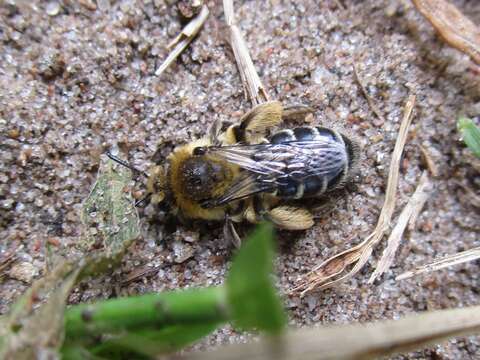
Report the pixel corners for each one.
[64,286,227,340]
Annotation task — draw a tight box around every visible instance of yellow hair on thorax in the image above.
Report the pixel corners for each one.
[167,138,239,221]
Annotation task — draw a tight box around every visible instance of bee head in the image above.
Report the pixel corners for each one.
[179,156,226,202]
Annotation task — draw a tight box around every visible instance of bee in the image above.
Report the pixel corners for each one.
[109,101,359,247]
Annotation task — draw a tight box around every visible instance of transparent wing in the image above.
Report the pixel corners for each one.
[201,173,274,207]
[204,140,348,180]
[200,139,348,207]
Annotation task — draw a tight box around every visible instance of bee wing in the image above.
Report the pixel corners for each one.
[207,140,348,180]
[201,139,348,207]
[203,173,274,207]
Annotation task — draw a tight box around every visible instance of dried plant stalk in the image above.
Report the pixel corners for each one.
[455,181,480,209]
[291,95,416,295]
[184,305,480,360]
[397,247,480,281]
[0,251,16,276]
[368,171,432,283]
[353,63,386,124]
[419,145,439,178]
[223,0,269,105]
[412,0,480,65]
[155,6,209,76]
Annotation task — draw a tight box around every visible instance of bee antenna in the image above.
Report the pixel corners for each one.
[106,151,149,178]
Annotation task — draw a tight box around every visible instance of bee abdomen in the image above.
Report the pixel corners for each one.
[270,129,296,144]
[268,126,356,199]
[270,126,342,144]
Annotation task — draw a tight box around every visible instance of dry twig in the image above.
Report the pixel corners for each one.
[184,305,480,360]
[412,0,480,65]
[0,252,16,280]
[353,63,386,125]
[419,145,439,178]
[223,0,269,105]
[121,265,160,285]
[368,171,432,283]
[291,95,416,295]
[397,247,480,281]
[455,181,480,209]
[407,174,432,231]
[155,5,209,76]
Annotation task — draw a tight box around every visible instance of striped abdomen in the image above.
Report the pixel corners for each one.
[262,126,358,199]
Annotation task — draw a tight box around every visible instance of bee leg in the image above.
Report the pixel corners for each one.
[247,197,313,230]
[243,201,258,224]
[223,215,242,248]
[208,119,223,146]
[282,104,314,121]
[223,124,239,145]
[236,101,283,143]
[266,206,314,230]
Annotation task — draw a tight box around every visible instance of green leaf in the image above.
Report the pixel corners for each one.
[458,117,480,158]
[226,223,286,335]
[79,156,141,276]
[0,156,140,359]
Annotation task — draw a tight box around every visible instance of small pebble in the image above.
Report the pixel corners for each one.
[172,241,194,264]
[46,2,61,16]
[9,262,38,283]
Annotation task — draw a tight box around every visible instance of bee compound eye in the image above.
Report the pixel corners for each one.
[193,147,206,156]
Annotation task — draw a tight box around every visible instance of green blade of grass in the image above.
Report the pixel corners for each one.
[458,117,480,158]
[226,223,286,335]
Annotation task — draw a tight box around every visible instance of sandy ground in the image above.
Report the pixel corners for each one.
[0,0,479,358]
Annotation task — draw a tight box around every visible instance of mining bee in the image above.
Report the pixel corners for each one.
[109,101,359,247]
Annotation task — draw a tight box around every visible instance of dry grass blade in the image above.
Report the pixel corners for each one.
[0,261,81,359]
[455,181,480,208]
[412,0,480,65]
[419,145,439,178]
[0,251,16,276]
[155,6,209,76]
[396,247,480,281]
[368,171,432,283]
[122,265,160,285]
[223,0,269,105]
[291,95,416,295]
[353,62,386,125]
[183,305,480,360]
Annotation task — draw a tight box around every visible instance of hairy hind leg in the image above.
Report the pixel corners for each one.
[281,104,314,121]
[245,196,314,231]
[266,205,314,230]
[235,101,283,143]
